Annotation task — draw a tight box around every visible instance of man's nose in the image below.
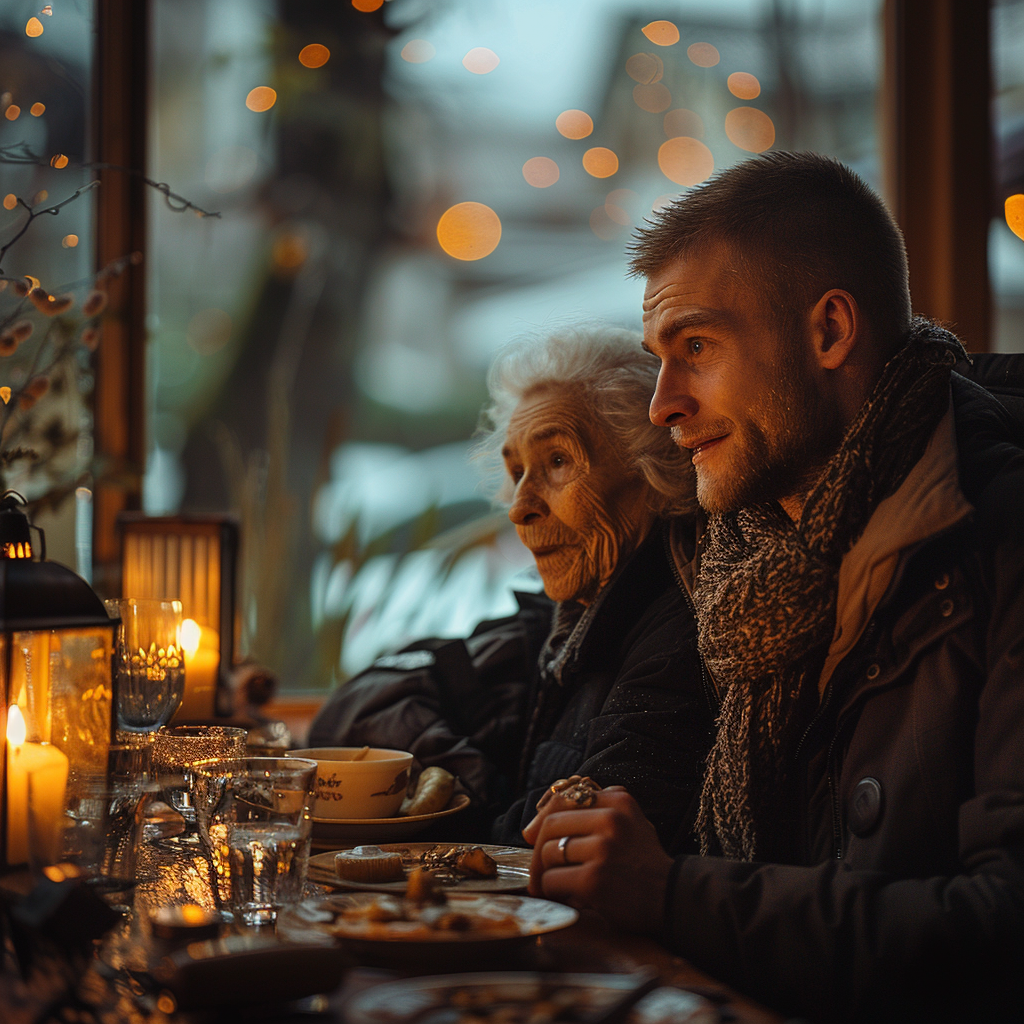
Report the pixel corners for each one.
[508,479,548,526]
[649,370,699,427]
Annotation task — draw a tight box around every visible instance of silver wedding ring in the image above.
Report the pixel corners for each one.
[557,834,572,865]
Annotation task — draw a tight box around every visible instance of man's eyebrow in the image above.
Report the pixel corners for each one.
[648,308,738,346]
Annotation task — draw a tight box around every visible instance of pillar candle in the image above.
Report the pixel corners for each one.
[6,707,70,866]
[176,621,220,722]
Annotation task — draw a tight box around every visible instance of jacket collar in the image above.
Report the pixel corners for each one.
[541,520,671,684]
[817,392,972,692]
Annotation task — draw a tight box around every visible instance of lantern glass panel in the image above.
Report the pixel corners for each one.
[3,626,114,775]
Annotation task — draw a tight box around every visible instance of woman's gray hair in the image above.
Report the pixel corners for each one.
[473,326,696,517]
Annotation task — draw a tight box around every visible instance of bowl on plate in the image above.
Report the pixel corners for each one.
[286,746,413,819]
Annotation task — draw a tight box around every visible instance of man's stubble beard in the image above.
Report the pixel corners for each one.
[685,351,846,516]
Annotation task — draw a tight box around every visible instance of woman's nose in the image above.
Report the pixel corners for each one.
[649,369,699,427]
[508,479,548,526]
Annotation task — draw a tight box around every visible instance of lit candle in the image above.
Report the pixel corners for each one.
[176,619,220,721]
[6,705,69,866]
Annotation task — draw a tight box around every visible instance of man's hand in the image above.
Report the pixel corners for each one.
[522,786,674,934]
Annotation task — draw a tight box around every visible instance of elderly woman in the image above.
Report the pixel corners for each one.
[308,327,714,850]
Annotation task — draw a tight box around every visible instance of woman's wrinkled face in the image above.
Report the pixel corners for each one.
[501,387,654,605]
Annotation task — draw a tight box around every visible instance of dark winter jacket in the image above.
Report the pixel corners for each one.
[661,361,1024,1023]
[308,521,714,851]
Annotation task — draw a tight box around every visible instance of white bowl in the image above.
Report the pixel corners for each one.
[286,747,413,820]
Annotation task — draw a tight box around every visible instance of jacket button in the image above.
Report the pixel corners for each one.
[934,573,950,590]
[849,777,884,836]
[940,599,954,617]
[866,663,880,680]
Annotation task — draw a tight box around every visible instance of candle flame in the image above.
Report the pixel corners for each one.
[181,618,202,658]
[7,704,26,746]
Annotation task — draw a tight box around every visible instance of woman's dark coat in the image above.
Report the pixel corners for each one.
[308,522,714,851]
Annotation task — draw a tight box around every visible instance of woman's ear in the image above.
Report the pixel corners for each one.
[809,289,860,370]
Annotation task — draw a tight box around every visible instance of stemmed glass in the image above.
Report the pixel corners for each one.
[105,598,186,737]
[105,598,187,841]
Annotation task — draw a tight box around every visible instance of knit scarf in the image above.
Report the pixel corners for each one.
[693,318,967,861]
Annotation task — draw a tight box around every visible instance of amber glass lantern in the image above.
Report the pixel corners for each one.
[0,493,118,871]
[117,515,238,722]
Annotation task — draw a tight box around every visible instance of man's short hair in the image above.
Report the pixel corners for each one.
[628,152,912,344]
[474,326,696,517]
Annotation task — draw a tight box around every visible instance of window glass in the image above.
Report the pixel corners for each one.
[147,0,883,691]
[0,4,96,572]
[993,0,1024,353]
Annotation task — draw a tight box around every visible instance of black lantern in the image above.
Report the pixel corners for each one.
[1,493,118,871]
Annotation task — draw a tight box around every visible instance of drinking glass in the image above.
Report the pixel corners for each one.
[153,725,248,828]
[192,756,317,926]
[106,599,185,736]
[29,762,152,910]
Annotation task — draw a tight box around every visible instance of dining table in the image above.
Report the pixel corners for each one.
[0,805,786,1024]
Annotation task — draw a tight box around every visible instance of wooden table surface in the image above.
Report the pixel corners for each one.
[1,838,785,1024]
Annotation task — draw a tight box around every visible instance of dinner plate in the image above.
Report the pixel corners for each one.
[344,972,717,1024]
[307,842,532,892]
[310,793,470,848]
[277,892,577,967]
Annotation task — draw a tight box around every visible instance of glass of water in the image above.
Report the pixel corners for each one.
[192,756,317,925]
[105,599,185,736]
[153,725,248,834]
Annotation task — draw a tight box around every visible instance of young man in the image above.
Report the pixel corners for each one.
[525,153,1024,1023]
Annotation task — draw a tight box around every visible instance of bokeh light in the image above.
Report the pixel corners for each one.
[2,194,17,211]
[49,154,68,169]
[555,109,593,140]
[582,147,619,178]
[605,188,638,226]
[61,234,79,248]
[590,205,626,241]
[205,145,259,193]
[728,72,761,100]
[633,84,671,113]
[658,136,714,186]
[725,107,776,152]
[625,52,664,84]
[32,191,47,204]
[299,44,330,68]
[4,105,20,121]
[642,21,680,46]
[652,194,678,213]
[29,102,45,116]
[522,157,560,188]
[664,108,705,139]
[463,48,500,74]
[436,202,502,261]
[687,43,720,68]
[272,231,309,274]
[186,308,233,355]
[352,0,383,10]
[245,87,277,112]
[1006,195,1024,241]
[401,39,435,63]
[25,17,43,37]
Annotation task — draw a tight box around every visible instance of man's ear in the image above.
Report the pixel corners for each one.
[809,289,860,370]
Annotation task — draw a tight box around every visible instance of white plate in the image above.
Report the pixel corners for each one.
[308,842,531,893]
[310,793,470,847]
[277,892,577,966]
[344,972,717,1024]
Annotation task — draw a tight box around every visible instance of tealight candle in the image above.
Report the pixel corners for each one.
[151,903,221,942]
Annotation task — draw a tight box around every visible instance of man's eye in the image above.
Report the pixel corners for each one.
[689,338,705,356]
